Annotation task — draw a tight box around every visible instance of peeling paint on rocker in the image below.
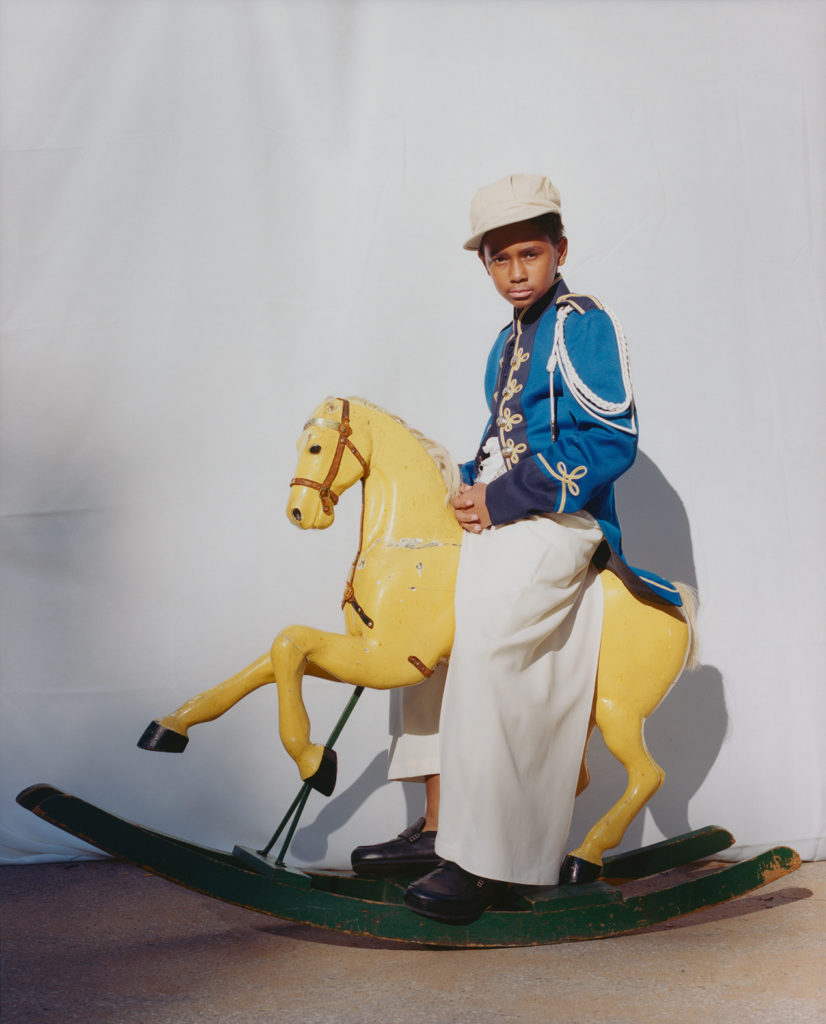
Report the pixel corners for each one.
[138,395,700,882]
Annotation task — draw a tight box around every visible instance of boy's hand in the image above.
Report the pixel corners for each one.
[452,483,491,533]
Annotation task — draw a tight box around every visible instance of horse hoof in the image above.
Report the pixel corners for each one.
[306,746,337,796]
[559,854,601,885]
[137,721,188,753]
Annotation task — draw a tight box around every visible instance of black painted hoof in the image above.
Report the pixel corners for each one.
[559,854,602,885]
[306,746,337,796]
[137,721,188,753]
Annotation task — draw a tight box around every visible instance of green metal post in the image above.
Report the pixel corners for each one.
[258,686,365,861]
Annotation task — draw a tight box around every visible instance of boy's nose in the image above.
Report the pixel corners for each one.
[510,261,527,280]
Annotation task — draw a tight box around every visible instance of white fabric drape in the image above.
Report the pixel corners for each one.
[2,0,824,866]
[437,515,604,885]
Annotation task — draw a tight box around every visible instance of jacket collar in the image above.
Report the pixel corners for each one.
[514,274,567,326]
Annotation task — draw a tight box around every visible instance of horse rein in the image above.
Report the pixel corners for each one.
[290,399,369,517]
[290,398,374,629]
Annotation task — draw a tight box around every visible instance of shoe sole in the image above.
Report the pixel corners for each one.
[403,892,490,926]
[351,857,442,878]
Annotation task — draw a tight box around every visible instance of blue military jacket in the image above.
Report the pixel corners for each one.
[461,276,682,608]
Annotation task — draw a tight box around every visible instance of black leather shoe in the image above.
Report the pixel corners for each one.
[351,817,439,877]
[403,860,505,924]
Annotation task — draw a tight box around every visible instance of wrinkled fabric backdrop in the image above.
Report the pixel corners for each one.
[2,0,824,866]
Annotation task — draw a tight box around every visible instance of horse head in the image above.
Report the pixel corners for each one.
[287,397,371,530]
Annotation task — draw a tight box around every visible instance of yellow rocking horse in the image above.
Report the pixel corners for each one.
[138,396,698,880]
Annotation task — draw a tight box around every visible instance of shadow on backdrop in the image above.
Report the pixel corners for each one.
[293,450,728,863]
[569,450,727,853]
[291,752,423,861]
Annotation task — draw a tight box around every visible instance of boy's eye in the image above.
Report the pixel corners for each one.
[309,444,322,454]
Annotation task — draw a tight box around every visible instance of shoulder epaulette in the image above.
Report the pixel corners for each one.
[545,299,637,437]
[555,293,604,315]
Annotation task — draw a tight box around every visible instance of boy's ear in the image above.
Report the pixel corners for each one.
[557,237,568,266]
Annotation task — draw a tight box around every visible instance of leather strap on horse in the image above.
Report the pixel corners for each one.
[341,480,374,628]
[290,398,369,516]
[408,656,434,678]
[342,580,374,629]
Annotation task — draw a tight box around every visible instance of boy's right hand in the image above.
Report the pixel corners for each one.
[451,483,491,534]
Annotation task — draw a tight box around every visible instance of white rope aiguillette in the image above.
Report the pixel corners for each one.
[547,305,637,439]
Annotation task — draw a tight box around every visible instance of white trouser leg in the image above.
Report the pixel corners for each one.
[435,513,604,886]
[387,665,446,783]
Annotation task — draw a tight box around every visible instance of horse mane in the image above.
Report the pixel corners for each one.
[317,396,461,501]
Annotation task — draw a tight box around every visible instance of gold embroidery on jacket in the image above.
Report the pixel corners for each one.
[501,438,528,464]
[497,311,530,468]
[536,455,587,512]
[498,407,523,433]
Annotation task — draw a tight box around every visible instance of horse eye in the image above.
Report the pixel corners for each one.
[309,444,322,454]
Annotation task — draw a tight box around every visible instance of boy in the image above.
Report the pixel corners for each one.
[352,174,679,924]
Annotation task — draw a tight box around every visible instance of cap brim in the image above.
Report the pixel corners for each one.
[463,204,562,251]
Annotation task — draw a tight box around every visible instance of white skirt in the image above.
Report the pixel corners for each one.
[434,511,604,885]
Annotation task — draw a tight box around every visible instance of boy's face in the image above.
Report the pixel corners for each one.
[480,221,568,309]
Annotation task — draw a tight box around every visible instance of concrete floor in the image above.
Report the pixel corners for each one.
[1,858,824,1024]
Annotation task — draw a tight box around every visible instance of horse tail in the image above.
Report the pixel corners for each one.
[674,582,701,671]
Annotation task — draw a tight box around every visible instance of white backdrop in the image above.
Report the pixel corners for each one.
[2,0,824,868]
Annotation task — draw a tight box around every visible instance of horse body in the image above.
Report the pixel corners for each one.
[147,398,462,784]
[141,396,697,874]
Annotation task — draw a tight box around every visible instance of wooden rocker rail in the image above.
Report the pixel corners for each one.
[17,784,800,949]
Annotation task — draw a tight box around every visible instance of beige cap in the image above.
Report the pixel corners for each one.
[463,174,562,251]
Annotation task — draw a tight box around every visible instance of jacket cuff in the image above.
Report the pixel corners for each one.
[485,458,559,525]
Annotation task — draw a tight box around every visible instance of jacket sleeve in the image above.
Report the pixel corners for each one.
[485,307,637,524]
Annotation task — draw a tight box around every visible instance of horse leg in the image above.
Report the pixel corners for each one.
[269,631,319,782]
[271,622,448,790]
[137,653,275,751]
[563,703,664,879]
[576,716,597,797]
[575,683,599,796]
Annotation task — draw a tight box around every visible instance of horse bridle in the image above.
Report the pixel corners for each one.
[290,399,369,517]
[290,399,374,629]
[289,398,436,670]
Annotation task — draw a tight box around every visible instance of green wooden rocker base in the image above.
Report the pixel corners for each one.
[16,400,803,946]
[16,782,800,948]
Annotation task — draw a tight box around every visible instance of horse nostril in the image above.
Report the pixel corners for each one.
[291,508,302,522]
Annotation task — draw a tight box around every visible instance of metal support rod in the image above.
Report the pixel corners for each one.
[325,684,365,748]
[258,686,365,862]
[275,786,313,864]
[259,785,308,858]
